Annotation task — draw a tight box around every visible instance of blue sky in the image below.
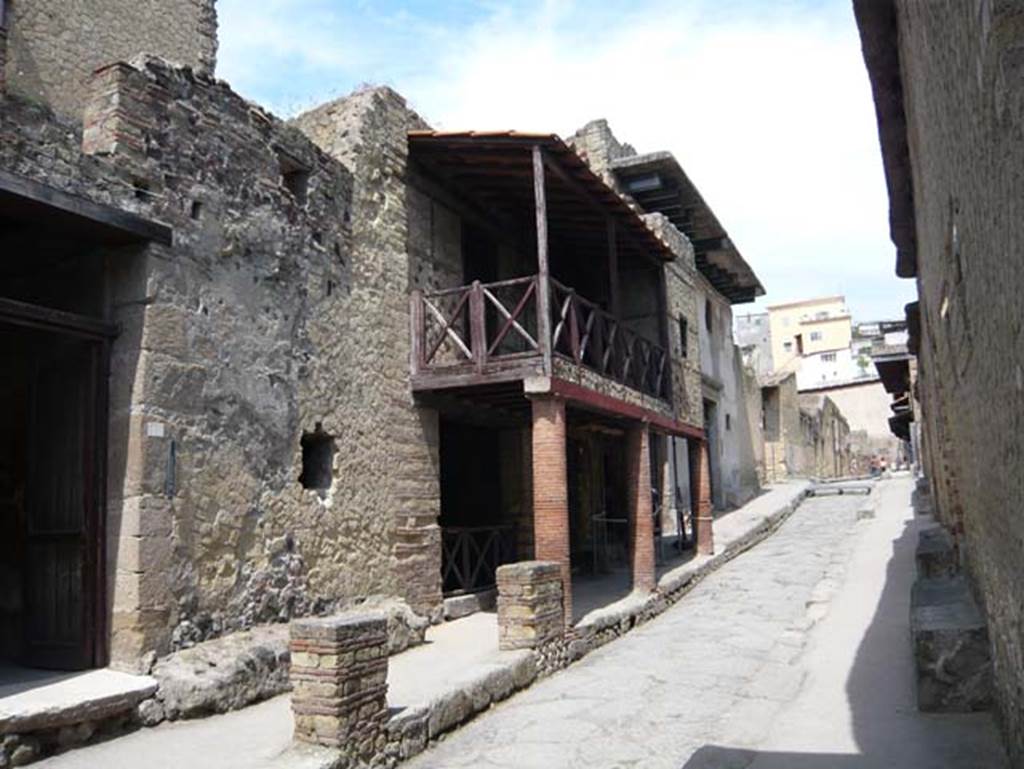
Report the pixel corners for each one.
[217,0,916,322]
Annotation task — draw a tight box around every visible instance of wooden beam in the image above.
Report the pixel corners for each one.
[0,297,119,340]
[0,169,173,246]
[607,217,621,321]
[541,148,610,217]
[533,145,553,376]
[547,376,704,440]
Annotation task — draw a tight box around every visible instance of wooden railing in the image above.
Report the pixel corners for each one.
[441,525,516,595]
[411,274,669,398]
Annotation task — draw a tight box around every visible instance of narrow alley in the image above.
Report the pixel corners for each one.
[403,478,1006,769]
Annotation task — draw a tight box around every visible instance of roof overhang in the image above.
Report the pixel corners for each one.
[853,0,917,278]
[407,131,676,265]
[873,349,912,395]
[609,152,764,304]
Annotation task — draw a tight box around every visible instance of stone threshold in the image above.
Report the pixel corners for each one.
[270,482,816,768]
[0,668,157,764]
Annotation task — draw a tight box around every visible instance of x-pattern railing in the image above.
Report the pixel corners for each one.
[413,274,669,398]
[441,525,515,595]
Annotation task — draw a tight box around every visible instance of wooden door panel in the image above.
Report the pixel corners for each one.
[23,342,98,670]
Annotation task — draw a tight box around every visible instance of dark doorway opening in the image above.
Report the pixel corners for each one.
[438,419,517,596]
[0,321,109,670]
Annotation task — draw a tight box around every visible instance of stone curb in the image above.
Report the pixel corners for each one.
[267,485,813,768]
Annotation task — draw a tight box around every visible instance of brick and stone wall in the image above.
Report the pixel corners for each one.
[4,0,217,119]
[876,1,1024,760]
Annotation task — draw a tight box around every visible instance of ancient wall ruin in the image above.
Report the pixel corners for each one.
[891,0,1024,759]
[4,0,217,119]
[0,58,455,669]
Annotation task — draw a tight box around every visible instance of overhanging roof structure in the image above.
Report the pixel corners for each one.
[610,152,765,304]
[408,130,677,265]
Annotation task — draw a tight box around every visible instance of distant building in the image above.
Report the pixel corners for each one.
[734,311,773,377]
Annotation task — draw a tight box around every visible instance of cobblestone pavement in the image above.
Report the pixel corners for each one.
[405,478,1007,769]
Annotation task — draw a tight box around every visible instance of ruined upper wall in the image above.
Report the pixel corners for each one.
[3,0,217,119]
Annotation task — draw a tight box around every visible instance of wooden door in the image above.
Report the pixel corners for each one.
[22,340,103,670]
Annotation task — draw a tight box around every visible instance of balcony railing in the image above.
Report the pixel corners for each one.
[411,274,669,399]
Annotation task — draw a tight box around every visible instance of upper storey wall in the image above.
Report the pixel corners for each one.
[4,0,217,119]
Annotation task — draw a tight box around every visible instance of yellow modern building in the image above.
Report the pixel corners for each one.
[767,295,852,372]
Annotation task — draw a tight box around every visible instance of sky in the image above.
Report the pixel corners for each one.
[217,0,917,323]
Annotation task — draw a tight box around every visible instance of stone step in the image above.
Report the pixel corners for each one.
[911,576,992,713]
[916,525,957,579]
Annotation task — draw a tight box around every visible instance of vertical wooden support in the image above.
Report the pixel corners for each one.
[469,280,486,372]
[410,290,423,376]
[568,290,580,362]
[607,218,620,320]
[530,395,571,625]
[627,423,656,593]
[533,145,553,375]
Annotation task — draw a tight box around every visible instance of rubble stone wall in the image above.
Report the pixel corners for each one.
[291,87,444,624]
[893,0,1024,760]
[1,59,445,669]
[4,0,217,119]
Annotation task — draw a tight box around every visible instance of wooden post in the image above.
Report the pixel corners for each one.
[607,218,620,321]
[469,280,486,372]
[410,290,424,375]
[533,145,553,375]
[568,290,580,362]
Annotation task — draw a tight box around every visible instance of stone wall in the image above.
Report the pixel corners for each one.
[291,87,444,624]
[877,1,1024,760]
[496,561,564,651]
[4,0,217,119]
[1,59,446,668]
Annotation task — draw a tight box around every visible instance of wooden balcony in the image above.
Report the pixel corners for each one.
[410,274,670,400]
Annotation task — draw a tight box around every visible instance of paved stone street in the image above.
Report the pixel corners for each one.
[406,478,1007,769]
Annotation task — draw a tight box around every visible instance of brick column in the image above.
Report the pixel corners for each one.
[627,423,656,593]
[290,614,389,756]
[693,438,715,555]
[530,395,571,624]
[496,561,564,650]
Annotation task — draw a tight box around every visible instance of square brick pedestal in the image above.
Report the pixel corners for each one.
[496,561,565,650]
[289,613,389,757]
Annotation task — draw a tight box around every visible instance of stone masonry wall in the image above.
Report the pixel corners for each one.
[1,58,440,668]
[893,1,1024,760]
[4,0,217,119]
[292,87,444,623]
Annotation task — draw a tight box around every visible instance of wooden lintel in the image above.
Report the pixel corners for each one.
[547,376,704,440]
[0,297,119,340]
[0,169,173,246]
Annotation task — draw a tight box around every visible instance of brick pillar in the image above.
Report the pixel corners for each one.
[290,614,389,755]
[627,424,656,593]
[693,438,715,555]
[496,561,564,650]
[530,395,571,625]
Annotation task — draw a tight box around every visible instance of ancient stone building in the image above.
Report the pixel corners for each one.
[1,0,740,683]
[856,0,1024,760]
[569,120,765,511]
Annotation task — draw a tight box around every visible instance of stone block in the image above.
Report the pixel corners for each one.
[916,526,957,579]
[911,577,992,712]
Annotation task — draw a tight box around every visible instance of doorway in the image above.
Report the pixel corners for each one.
[0,319,109,670]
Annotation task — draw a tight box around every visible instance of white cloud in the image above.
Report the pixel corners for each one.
[217,0,916,321]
